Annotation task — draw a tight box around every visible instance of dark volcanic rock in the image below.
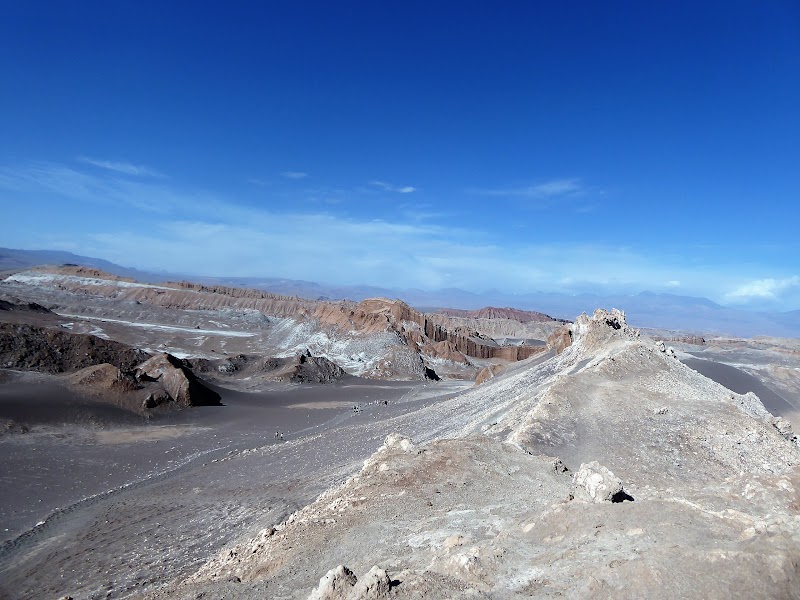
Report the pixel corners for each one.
[0,323,150,373]
[135,353,221,406]
[0,299,51,313]
[187,351,347,385]
[289,352,348,383]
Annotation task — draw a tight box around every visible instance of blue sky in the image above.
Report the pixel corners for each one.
[1,2,799,310]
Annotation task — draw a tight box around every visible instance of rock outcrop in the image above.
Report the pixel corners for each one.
[308,565,357,600]
[475,363,505,385]
[432,306,565,323]
[188,351,347,385]
[427,307,567,347]
[308,565,392,600]
[135,353,221,407]
[0,323,149,373]
[546,323,573,354]
[573,461,629,503]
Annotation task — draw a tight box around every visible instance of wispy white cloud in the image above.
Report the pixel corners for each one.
[472,178,583,199]
[725,276,800,302]
[0,162,205,213]
[77,156,163,177]
[3,158,797,310]
[282,171,308,179]
[369,180,416,193]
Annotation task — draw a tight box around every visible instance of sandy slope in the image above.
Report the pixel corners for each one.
[0,376,469,599]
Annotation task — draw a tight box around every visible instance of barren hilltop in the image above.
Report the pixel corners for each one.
[0,266,798,599]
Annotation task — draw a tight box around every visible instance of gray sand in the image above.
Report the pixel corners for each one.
[0,374,469,599]
[682,357,798,417]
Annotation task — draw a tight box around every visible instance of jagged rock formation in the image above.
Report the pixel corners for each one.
[317,298,545,362]
[547,308,635,355]
[0,313,220,414]
[169,308,800,599]
[135,353,221,407]
[427,307,566,346]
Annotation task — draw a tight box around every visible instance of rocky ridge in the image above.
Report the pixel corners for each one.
[161,308,800,599]
[188,351,348,386]
[0,318,220,415]
[0,322,149,373]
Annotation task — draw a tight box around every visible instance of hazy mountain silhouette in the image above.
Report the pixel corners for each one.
[2,247,797,337]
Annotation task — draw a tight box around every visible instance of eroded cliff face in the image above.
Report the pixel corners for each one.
[427,308,566,345]
[324,298,547,363]
[3,268,550,380]
[433,306,564,323]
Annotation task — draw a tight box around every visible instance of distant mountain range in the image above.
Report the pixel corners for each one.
[2,246,798,338]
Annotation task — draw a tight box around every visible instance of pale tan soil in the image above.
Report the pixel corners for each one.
[287,401,357,410]
[93,425,203,445]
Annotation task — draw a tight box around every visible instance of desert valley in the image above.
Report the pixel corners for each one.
[3,3,799,598]
[0,259,798,599]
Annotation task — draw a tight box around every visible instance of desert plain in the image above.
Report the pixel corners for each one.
[1,265,799,599]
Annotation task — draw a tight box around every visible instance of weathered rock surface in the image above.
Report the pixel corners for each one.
[546,323,573,354]
[0,323,149,373]
[308,565,357,600]
[474,363,505,385]
[432,306,563,324]
[0,298,51,314]
[307,564,392,600]
[428,307,567,348]
[164,308,800,599]
[188,351,348,385]
[572,461,628,503]
[135,353,221,406]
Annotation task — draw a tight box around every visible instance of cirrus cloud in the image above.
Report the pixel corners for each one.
[77,156,163,177]
[369,180,416,193]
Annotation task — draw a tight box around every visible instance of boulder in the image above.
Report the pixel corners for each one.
[573,461,630,503]
[308,565,357,600]
[349,566,391,599]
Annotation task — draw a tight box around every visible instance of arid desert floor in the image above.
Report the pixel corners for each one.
[1,268,799,599]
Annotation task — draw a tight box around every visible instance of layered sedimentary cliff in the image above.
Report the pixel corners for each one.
[3,268,555,379]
